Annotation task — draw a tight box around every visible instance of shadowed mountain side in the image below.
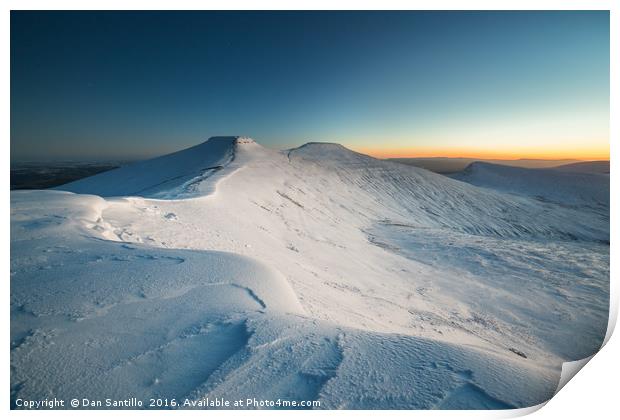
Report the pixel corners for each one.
[57,137,252,198]
[551,160,609,175]
[387,157,582,174]
[451,161,609,210]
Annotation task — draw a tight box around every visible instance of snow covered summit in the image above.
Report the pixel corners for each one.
[58,136,256,198]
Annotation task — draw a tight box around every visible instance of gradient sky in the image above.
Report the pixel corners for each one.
[11,11,609,161]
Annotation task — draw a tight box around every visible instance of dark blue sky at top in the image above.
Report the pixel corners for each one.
[11,11,609,161]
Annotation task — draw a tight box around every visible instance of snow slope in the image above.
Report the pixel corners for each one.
[451,161,609,211]
[11,137,609,409]
[386,157,581,174]
[551,160,610,175]
[57,136,252,198]
[289,143,608,241]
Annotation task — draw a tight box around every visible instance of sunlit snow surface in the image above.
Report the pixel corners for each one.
[11,137,609,409]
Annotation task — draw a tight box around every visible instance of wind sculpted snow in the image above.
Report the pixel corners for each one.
[11,137,609,409]
[56,136,244,199]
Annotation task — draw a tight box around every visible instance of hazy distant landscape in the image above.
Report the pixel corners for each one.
[10,161,128,190]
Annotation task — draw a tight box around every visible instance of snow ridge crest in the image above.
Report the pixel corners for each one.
[205,136,255,145]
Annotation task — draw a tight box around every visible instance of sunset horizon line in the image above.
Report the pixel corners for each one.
[366,153,610,161]
[353,147,610,162]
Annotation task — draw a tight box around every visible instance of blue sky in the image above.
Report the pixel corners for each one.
[11,11,609,161]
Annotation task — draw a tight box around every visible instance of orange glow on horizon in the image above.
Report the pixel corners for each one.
[352,145,610,161]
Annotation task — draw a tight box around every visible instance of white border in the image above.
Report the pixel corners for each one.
[3,2,617,420]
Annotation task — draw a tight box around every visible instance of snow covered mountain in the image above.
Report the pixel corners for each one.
[551,160,610,175]
[57,136,250,198]
[11,136,609,409]
[451,161,609,210]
